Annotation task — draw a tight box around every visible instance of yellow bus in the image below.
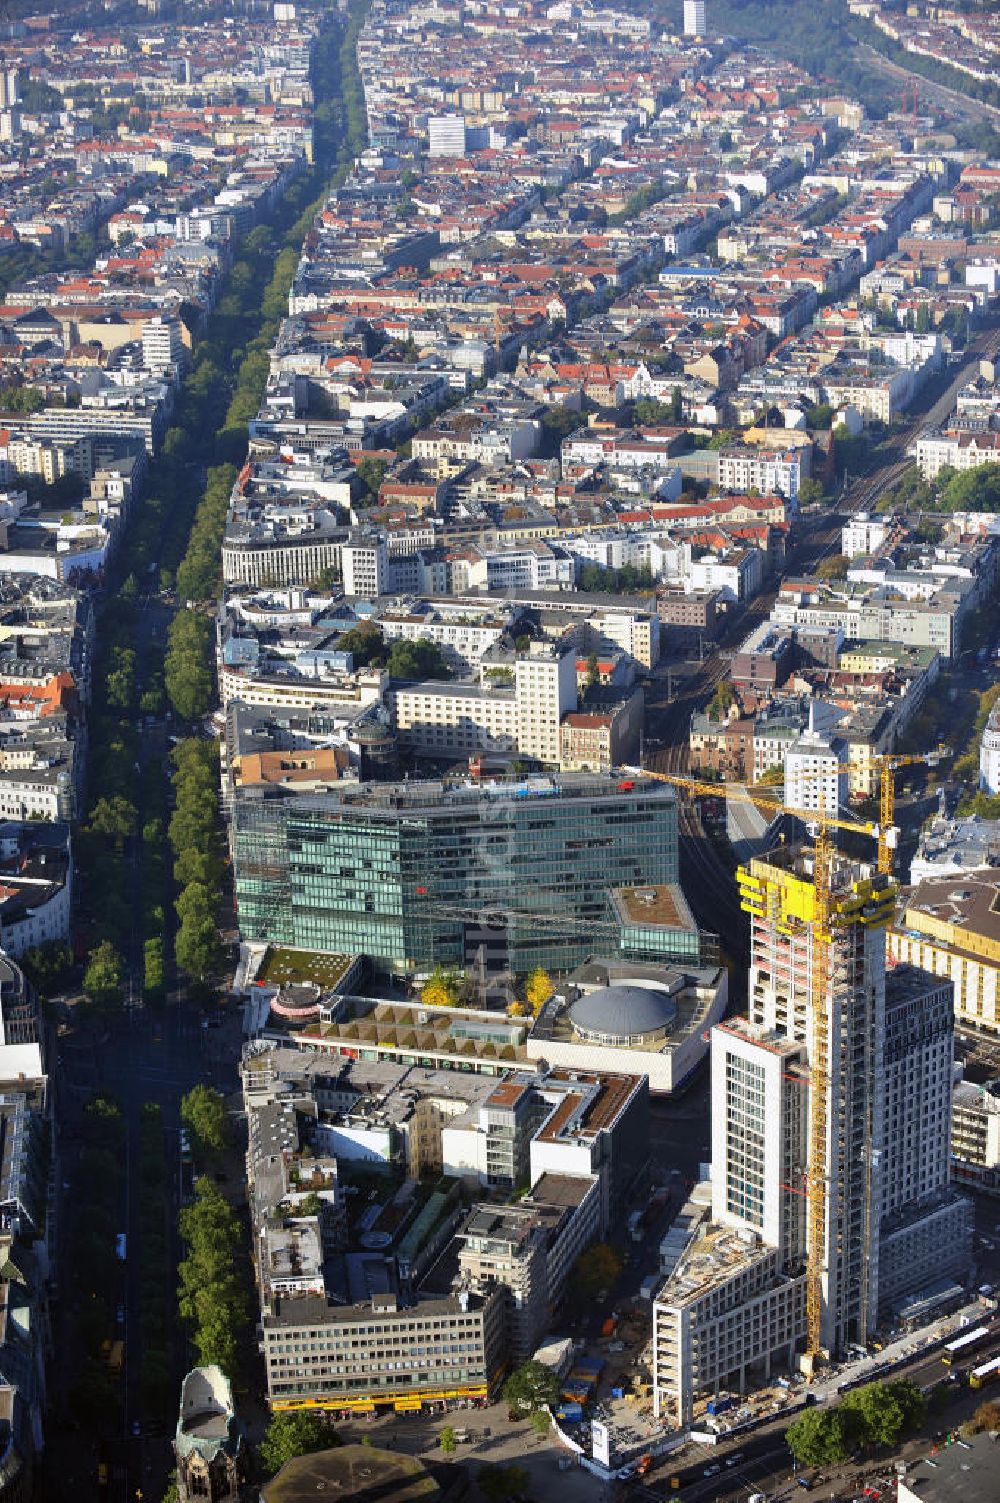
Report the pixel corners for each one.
[970,1356,1000,1389]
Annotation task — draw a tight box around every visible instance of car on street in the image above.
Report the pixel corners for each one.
[704,1464,721,1477]
[131,1420,141,1437]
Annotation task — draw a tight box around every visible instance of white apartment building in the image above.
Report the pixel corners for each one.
[428,114,467,157]
[710,1020,808,1260]
[591,608,661,669]
[457,1176,600,1361]
[689,547,762,604]
[0,872,71,958]
[142,315,186,374]
[823,368,912,424]
[390,644,576,765]
[341,536,388,597]
[981,697,1000,795]
[782,710,847,820]
[377,607,509,672]
[841,512,890,559]
[0,770,72,823]
[683,0,706,35]
[461,541,575,594]
[916,429,1000,481]
[951,1078,1000,1190]
[717,447,805,503]
[222,524,348,588]
[770,596,958,658]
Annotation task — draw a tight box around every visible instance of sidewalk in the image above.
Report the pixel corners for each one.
[339,1399,609,1502]
[810,1297,995,1404]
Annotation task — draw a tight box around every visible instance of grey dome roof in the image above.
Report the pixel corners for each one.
[570,983,677,1039]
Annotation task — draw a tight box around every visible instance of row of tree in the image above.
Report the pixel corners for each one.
[76,588,146,1005]
[177,1175,250,1377]
[169,740,225,987]
[164,610,213,723]
[925,463,1000,516]
[141,714,171,1004]
[168,6,367,612]
[175,464,238,605]
[577,562,656,594]
[786,1377,926,1465]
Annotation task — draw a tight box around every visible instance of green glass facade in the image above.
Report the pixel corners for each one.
[233,775,680,974]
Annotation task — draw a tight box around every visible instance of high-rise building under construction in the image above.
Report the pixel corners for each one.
[653,846,970,1426]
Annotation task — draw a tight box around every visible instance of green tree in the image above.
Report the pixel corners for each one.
[143,936,165,1000]
[355,457,388,497]
[83,940,125,1009]
[20,940,73,996]
[260,1411,339,1475]
[757,765,785,787]
[89,794,138,849]
[842,1380,906,1449]
[707,680,736,719]
[174,847,222,890]
[164,611,213,720]
[939,463,1000,514]
[633,398,675,426]
[175,908,223,981]
[573,1241,623,1300]
[502,1359,560,1414]
[384,637,451,680]
[798,477,825,506]
[529,1409,550,1441]
[440,1424,457,1456]
[337,621,385,667]
[816,553,849,581]
[539,404,587,455]
[180,1084,230,1158]
[785,1405,854,1467]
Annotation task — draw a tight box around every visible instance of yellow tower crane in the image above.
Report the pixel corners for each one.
[873,750,947,874]
[640,769,878,846]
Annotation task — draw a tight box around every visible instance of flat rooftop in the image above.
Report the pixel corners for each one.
[658,1219,780,1308]
[900,1432,1000,1503]
[610,882,696,931]
[243,1046,505,1129]
[264,1285,490,1328]
[259,770,676,815]
[901,871,1000,956]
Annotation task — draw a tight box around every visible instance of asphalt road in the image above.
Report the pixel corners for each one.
[43,582,242,1503]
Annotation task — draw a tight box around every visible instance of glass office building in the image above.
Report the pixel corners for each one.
[233,774,680,974]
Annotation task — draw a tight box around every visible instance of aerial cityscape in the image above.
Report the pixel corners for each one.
[0,0,997,1500]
